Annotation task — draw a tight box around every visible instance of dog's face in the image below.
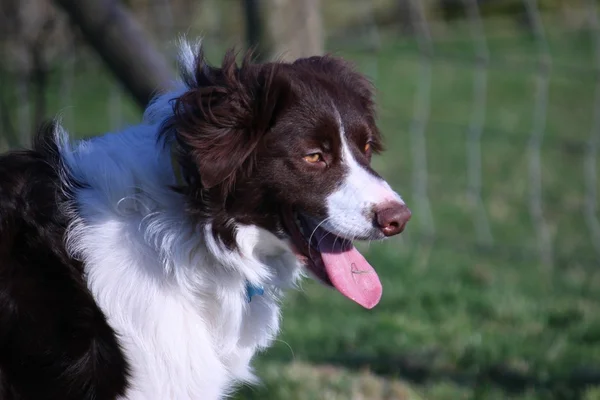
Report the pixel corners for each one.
[167,49,410,308]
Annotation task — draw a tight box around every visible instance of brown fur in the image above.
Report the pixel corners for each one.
[161,48,383,248]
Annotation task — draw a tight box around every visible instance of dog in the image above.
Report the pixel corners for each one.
[0,40,410,399]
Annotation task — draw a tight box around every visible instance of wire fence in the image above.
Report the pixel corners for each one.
[0,0,599,273]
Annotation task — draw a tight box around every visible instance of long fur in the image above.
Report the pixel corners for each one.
[58,56,299,398]
[0,39,408,399]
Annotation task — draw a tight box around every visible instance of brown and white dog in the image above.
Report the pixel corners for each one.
[0,39,410,399]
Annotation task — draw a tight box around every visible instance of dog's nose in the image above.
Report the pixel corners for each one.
[374,202,411,237]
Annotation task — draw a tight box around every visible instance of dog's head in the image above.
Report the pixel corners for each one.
[162,43,410,308]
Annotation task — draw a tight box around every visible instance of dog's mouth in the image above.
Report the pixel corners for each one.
[281,207,382,309]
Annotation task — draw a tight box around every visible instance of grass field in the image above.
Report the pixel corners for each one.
[2,15,600,399]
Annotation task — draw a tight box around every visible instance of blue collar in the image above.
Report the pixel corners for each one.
[245,282,264,303]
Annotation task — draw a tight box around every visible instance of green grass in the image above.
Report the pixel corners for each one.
[239,22,600,398]
[2,16,600,399]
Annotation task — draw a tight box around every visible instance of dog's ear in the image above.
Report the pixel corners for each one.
[172,49,288,193]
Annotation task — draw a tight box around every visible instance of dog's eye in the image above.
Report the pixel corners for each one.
[364,140,376,154]
[303,153,322,163]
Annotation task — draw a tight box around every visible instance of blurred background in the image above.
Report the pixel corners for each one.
[1,0,599,398]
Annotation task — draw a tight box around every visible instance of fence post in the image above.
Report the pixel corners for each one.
[243,0,266,59]
[263,0,323,61]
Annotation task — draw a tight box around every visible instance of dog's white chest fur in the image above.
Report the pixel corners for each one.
[60,128,301,399]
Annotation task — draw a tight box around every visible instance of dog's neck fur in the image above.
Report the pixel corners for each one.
[55,91,302,398]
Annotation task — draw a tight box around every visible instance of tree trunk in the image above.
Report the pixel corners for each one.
[53,0,173,108]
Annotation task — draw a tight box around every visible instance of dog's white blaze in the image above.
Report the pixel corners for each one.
[325,115,403,239]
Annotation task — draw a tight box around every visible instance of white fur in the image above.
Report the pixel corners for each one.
[55,42,302,400]
[51,40,403,399]
[325,112,404,239]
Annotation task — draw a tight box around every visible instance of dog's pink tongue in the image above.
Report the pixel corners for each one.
[315,232,382,309]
